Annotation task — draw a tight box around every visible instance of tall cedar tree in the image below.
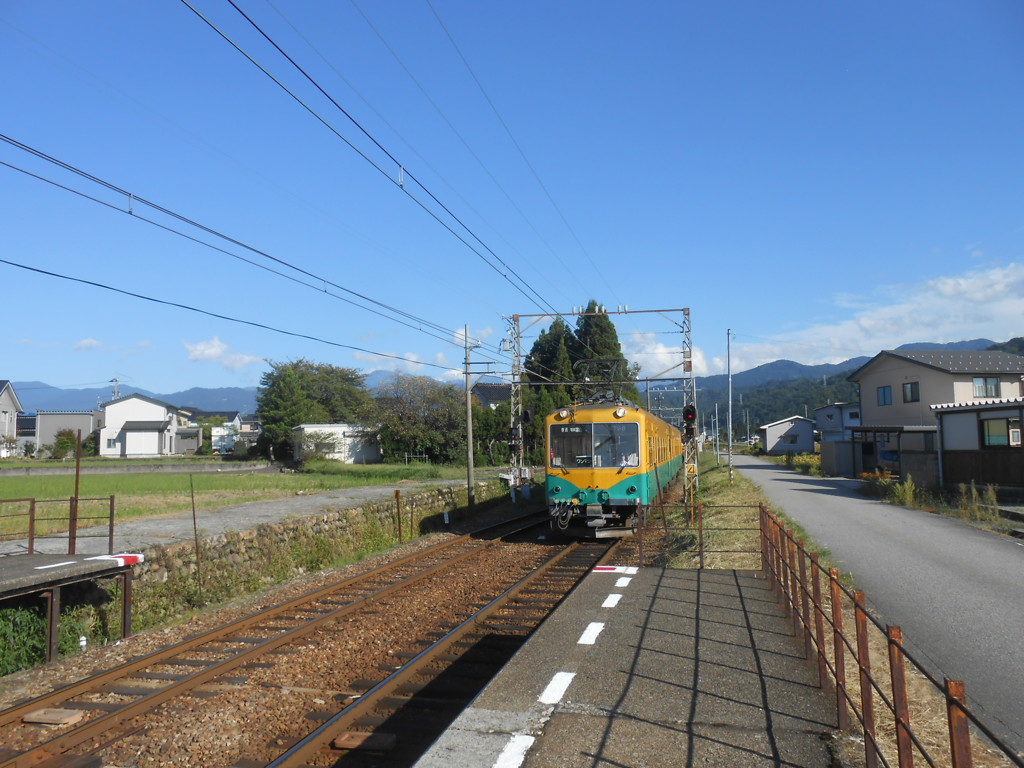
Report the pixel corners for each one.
[256,360,368,460]
[519,300,641,462]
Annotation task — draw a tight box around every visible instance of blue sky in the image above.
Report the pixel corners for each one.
[3,1,1023,394]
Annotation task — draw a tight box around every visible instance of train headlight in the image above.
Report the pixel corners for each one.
[614,407,627,418]
[553,486,561,493]
[627,485,637,494]
[557,408,570,419]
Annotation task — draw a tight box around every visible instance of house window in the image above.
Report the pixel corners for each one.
[902,382,920,403]
[982,419,1010,447]
[850,411,859,419]
[973,377,999,398]
[877,386,892,406]
[106,439,116,449]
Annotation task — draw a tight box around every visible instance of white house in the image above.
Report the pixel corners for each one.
[0,380,24,458]
[99,394,191,458]
[292,424,382,464]
[758,416,815,455]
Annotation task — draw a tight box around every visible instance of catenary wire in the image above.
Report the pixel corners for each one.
[0,257,457,372]
[180,0,558,317]
[0,138,508,365]
[425,0,615,300]
[348,0,572,299]
[260,0,571,309]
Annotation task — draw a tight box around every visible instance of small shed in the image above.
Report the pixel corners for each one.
[758,416,815,455]
[292,424,382,464]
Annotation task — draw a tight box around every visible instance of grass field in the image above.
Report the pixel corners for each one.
[0,462,470,538]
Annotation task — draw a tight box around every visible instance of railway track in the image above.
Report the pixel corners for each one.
[0,512,621,768]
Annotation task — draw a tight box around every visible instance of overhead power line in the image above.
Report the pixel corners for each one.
[0,256,456,372]
[179,0,558,317]
[0,135,507,365]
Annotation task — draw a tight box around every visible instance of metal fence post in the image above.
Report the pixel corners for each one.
[395,490,402,543]
[68,496,78,555]
[108,495,116,555]
[798,542,812,658]
[830,568,850,730]
[946,679,973,768]
[788,537,801,635]
[887,626,914,768]
[28,499,36,555]
[855,591,879,768]
[811,554,828,689]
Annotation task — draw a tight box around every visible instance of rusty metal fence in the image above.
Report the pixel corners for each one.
[761,503,1024,768]
[0,496,117,555]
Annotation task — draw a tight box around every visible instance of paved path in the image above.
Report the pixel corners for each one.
[732,454,1024,757]
[416,566,837,768]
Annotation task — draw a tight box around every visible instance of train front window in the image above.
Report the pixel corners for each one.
[549,422,639,468]
[550,424,593,467]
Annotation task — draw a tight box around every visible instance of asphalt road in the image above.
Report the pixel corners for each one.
[731,453,1024,757]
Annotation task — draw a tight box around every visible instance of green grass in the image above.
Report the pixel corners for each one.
[0,461,470,538]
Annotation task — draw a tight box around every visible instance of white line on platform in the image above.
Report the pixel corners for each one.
[578,622,605,645]
[494,734,536,768]
[34,561,76,570]
[602,593,623,608]
[615,577,632,588]
[538,671,575,704]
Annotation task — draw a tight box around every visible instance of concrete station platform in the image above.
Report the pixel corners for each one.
[415,565,839,768]
[0,553,144,601]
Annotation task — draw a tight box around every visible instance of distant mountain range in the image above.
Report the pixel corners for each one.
[11,369,408,415]
[12,337,1019,417]
[11,381,260,415]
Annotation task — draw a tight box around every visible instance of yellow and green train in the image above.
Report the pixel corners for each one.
[544,400,684,538]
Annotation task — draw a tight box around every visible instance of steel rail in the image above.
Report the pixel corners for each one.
[265,539,620,767]
[0,514,545,768]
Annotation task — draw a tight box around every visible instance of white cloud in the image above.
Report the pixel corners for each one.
[352,350,425,373]
[74,338,102,350]
[183,336,263,371]
[620,331,714,379]
[718,262,1024,374]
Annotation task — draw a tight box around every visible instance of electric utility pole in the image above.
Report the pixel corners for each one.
[727,328,734,482]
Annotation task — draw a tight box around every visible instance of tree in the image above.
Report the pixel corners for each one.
[194,415,226,455]
[45,429,78,460]
[573,299,642,403]
[516,300,643,461]
[256,359,369,461]
[362,374,465,463]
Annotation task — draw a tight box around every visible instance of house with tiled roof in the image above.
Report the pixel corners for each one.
[471,382,512,410]
[845,350,1024,483]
